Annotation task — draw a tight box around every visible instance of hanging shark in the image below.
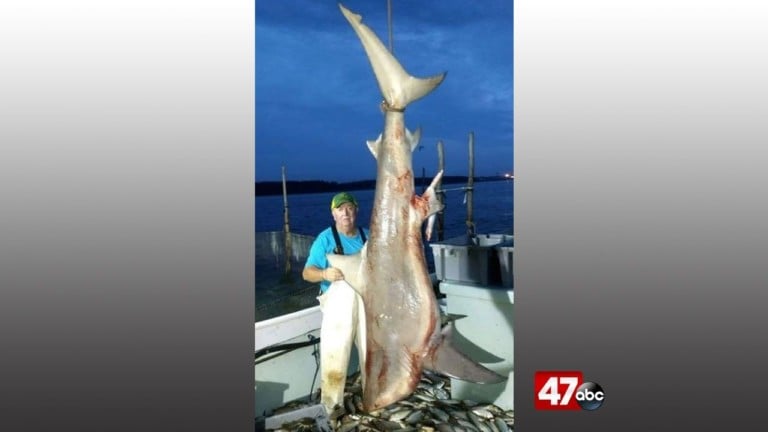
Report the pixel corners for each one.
[322,4,506,412]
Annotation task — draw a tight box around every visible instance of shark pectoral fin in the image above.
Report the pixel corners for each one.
[326,251,365,295]
[406,127,422,153]
[366,134,382,160]
[441,313,468,327]
[423,322,507,384]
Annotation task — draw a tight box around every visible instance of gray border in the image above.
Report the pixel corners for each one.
[515,0,768,430]
[4,0,768,429]
[0,1,254,430]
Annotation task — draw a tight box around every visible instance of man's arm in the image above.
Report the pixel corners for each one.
[302,265,325,283]
[303,265,344,283]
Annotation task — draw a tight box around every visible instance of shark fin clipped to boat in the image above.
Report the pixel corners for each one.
[423,322,507,384]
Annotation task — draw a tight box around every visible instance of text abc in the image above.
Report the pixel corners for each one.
[575,388,604,401]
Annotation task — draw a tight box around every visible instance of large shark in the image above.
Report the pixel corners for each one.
[322,4,506,412]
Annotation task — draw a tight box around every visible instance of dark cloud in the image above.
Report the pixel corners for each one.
[256,0,513,181]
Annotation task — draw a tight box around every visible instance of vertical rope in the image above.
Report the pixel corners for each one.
[387,0,393,53]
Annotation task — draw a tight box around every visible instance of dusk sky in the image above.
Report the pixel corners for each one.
[255,0,513,182]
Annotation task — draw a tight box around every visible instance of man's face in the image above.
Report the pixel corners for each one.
[332,202,358,228]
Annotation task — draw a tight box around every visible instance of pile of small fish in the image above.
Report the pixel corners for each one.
[266,371,514,432]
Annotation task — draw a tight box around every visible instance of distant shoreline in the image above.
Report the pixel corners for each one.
[255,176,512,196]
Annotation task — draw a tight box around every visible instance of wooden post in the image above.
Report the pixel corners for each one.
[466,132,475,237]
[437,139,445,241]
[281,165,292,277]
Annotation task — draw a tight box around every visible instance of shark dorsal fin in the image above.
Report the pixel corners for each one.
[406,127,421,153]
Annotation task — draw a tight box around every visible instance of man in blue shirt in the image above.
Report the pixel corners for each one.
[302,192,370,414]
[302,192,370,293]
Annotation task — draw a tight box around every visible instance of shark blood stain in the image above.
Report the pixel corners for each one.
[411,194,430,218]
[395,170,412,193]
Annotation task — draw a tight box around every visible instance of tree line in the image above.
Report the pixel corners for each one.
[255,175,508,196]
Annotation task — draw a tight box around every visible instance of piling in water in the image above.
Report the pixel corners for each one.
[466,132,475,238]
[436,140,445,242]
[281,165,293,279]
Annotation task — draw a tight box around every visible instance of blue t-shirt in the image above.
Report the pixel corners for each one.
[305,226,369,293]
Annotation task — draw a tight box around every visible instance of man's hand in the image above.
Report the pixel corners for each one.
[323,267,345,282]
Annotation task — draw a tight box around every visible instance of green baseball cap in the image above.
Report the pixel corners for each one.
[331,192,358,209]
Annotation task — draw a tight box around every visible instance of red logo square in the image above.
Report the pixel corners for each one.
[534,371,584,410]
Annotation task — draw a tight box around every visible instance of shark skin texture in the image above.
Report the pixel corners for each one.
[320,4,507,413]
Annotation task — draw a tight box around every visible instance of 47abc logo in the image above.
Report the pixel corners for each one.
[534,371,605,411]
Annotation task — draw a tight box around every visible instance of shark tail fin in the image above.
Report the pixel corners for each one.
[339,3,446,109]
[400,74,446,108]
[423,322,507,384]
